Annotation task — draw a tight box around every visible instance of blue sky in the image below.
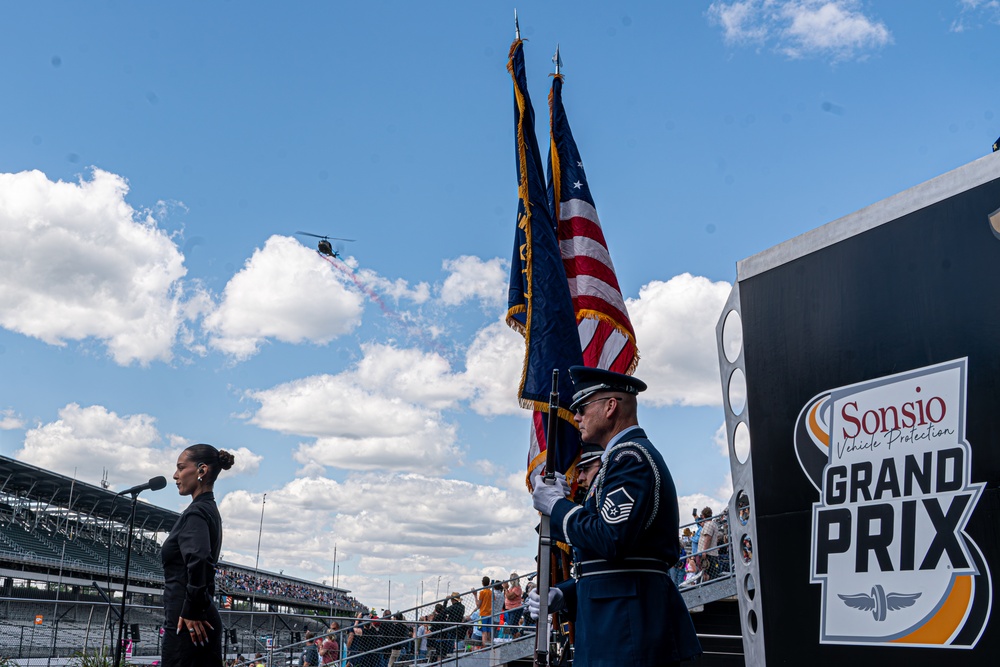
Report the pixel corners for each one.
[1,1,999,608]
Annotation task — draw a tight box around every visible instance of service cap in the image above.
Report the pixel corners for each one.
[568,366,647,411]
[578,442,604,467]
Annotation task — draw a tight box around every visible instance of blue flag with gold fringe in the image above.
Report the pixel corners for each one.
[505,38,582,486]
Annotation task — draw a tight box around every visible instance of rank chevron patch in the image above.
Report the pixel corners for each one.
[601,486,634,524]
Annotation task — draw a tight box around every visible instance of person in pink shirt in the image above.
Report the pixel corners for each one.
[319,622,339,665]
[502,574,523,630]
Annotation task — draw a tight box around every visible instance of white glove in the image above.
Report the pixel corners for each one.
[526,587,565,620]
[531,473,570,515]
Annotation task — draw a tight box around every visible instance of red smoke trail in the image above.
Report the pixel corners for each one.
[319,253,448,355]
[320,254,394,317]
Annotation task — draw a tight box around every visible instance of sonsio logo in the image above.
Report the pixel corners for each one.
[793,359,991,648]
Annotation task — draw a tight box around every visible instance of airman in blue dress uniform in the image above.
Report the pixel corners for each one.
[529,366,702,667]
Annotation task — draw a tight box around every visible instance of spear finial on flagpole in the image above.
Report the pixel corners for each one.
[515,9,521,40]
[553,44,562,76]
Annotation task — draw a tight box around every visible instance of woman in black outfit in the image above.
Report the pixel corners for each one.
[161,443,235,667]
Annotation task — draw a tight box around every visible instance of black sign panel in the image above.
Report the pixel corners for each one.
[737,168,1000,663]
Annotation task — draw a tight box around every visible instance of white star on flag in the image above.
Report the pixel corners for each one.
[573,180,583,189]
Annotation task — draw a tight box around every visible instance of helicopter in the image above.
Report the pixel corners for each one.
[295,231,356,259]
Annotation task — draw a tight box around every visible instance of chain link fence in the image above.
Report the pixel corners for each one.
[674,508,735,590]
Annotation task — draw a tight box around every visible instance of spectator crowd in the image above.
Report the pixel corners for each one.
[217,568,365,612]
[671,507,732,588]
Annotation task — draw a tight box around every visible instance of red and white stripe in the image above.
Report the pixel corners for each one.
[558,198,637,374]
[527,410,546,482]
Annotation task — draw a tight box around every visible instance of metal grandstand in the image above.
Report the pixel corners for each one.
[0,455,363,662]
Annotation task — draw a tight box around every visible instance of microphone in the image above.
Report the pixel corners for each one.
[116,476,168,496]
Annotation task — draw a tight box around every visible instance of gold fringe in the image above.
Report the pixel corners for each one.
[524,450,546,490]
[505,306,526,336]
[576,310,640,375]
[525,450,581,488]
[625,353,640,376]
[507,39,536,408]
[516,398,576,425]
[576,309,636,345]
[548,80,561,227]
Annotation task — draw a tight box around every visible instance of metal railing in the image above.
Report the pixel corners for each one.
[0,514,736,664]
[673,510,735,593]
[0,579,535,666]
[229,575,537,667]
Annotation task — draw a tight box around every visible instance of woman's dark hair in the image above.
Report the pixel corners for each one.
[184,443,235,483]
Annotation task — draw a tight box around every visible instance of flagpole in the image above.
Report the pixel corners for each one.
[514,9,520,40]
[552,45,561,76]
[534,370,560,667]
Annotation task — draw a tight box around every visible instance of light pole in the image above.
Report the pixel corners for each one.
[329,545,337,620]
[249,493,266,640]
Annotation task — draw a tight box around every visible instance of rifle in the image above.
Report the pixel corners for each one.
[534,369,560,667]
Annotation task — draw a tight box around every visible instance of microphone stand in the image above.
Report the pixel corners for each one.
[113,491,141,667]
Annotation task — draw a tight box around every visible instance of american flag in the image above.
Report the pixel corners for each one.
[547,74,639,376]
[505,38,583,487]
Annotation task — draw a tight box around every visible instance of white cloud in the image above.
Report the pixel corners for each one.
[216,472,535,597]
[0,169,189,365]
[14,403,263,489]
[717,472,735,501]
[951,0,1000,32]
[354,343,470,410]
[709,0,772,42]
[713,422,730,458]
[781,1,892,59]
[0,409,25,430]
[678,492,730,525]
[246,343,471,473]
[17,404,172,486]
[439,256,507,308]
[222,447,264,477]
[248,373,442,439]
[204,235,364,359]
[708,0,892,61]
[628,273,732,407]
[354,268,431,305]
[293,425,460,474]
[463,319,526,417]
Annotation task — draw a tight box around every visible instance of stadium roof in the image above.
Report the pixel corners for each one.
[0,454,180,532]
[0,455,354,595]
